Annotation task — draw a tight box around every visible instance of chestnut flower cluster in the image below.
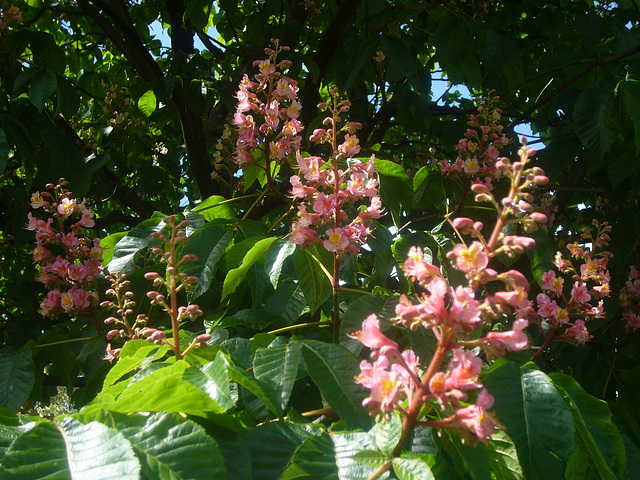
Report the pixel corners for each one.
[100,272,149,362]
[438,93,509,187]
[352,143,550,445]
[27,180,103,318]
[289,89,383,254]
[139,216,209,359]
[533,220,612,346]
[619,266,640,332]
[234,40,303,174]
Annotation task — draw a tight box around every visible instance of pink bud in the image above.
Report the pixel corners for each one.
[471,183,490,194]
[529,212,548,224]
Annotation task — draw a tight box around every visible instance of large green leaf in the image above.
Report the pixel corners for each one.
[574,80,618,157]
[552,373,624,480]
[0,346,35,412]
[106,411,227,480]
[0,418,139,479]
[618,76,640,153]
[29,68,57,111]
[301,340,370,429]
[137,89,157,117]
[371,412,402,457]
[485,430,524,480]
[375,158,412,225]
[263,282,308,325]
[280,433,340,480]
[292,247,333,314]
[253,341,302,410]
[227,364,283,418]
[96,360,229,416]
[180,224,233,298]
[103,340,171,388]
[182,351,234,411]
[332,431,386,480]
[484,362,575,480]
[222,237,277,299]
[264,238,297,289]
[245,421,324,480]
[107,215,165,274]
[392,456,434,480]
[192,195,236,221]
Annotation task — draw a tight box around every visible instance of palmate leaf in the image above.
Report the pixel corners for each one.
[253,341,302,411]
[222,237,278,299]
[280,433,339,480]
[264,238,297,289]
[244,421,324,480]
[107,215,165,274]
[0,418,139,479]
[392,456,434,480]
[0,346,35,412]
[484,362,575,480]
[552,373,624,480]
[292,247,333,314]
[102,340,171,388]
[227,364,283,418]
[331,431,386,480]
[95,360,230,416]
[574,80,618,157]
[105,411,227,480]
[301,340,370,429]
[179,223,233,298]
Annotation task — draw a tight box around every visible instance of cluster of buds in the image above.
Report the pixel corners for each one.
[532,220,612,346]
[0,4,22,30]
[27,180,103,318]
[289,89,383,254]
[619,266,640,332]
[352,141,554,445]
[100,272,149,362]
[138,216,209,359]
[439,93,509,187]
[233,40,303,175]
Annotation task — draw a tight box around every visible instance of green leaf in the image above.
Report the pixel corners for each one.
[97,360,229,416]
[574,80,618,157]
[392,456,435,480]
[192,195,236,221]
[137,89,157,117]
[371,411,402,457]
[264,238,297,289]
[99,231,127,266]
[222,237,277,299]
[375,158,412,225]
[483,362,575,480]
[280,433,339,480]
[485,430,524,480]
[29,68,57,111]
[552,373,624,480]
[245,421,323,480]
[107,411,227,480]
[102,341,170,388]
[332,431,385,480]
[180,224,233,298]
[107,215,165,274]
[227,364,283,418]
[0,346,34,412]
[619,77,640,153]
[351,449,390,467]
[0,418,139,479]
[182,351,234,411]
[253,341,302,410]
[301,340,370,429]
[292,246,333,314]
[263,282,307,325]
[38,125,91,196]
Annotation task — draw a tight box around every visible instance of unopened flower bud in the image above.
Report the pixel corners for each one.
[144,272,160,280]
[534,175,549,185]
[529,212,548,224]
[475,193,493,203]
[471,183,490,194]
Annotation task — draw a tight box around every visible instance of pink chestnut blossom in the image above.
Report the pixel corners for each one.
[563,320,590,346]
[323,227,350,252]
[571,282,591,304]
[349,314,398,355]
[455,389,498,440]
[447,241,489,274]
